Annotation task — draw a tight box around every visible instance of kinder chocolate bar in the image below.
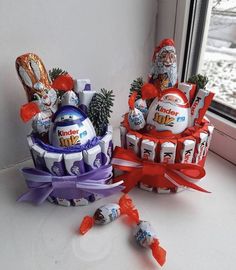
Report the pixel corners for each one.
[178,82,196,105]
[83,145,102,171]
[204,125,214,156]
[44,152,65,176]
[180,139,196,163]
[194,132,208,163]
[141,139,157,161]
[126,133,141,155]
[31,144,47,170]
[73,79,91,93]
[190,88,215,127]
[160,141,176,163]
[99,133,113,165]
[78,90,96,114]
[120,125,127,148]
[64,152,85,175]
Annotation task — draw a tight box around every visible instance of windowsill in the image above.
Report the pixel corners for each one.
[0,136,235,269]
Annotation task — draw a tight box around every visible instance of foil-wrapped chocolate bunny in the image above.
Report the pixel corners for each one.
[16,53,58,114]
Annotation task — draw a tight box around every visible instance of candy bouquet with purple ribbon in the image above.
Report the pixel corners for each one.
[16,53,123,206]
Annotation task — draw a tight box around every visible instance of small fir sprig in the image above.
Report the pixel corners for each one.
[187,74,208,90]
[49,68,68,82]
[129,77,144,100]
[88,89,115,136]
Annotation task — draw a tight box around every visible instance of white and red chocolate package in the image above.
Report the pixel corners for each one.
[141,139,157,161]
[177,137,196,164]
[160,140,177,163]
[193,131,208,164]
[126,133,141,155]
[178,82,197,105]
[190,88,215,127]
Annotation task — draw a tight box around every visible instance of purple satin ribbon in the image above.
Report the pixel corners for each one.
[17,164,124,205]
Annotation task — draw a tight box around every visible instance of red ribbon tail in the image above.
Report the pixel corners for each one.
[167,170,210,193]
[113,169,143,193]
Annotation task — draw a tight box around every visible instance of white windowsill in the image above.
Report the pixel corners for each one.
[0,130,235,270]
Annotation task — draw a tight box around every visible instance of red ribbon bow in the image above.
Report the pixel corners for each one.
[111,147,209,193]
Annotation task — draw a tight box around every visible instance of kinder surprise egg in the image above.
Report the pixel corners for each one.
[50,105,96,147]
[146,88,189,134]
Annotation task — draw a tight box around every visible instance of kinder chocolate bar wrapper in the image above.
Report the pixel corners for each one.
[120,126,127,148]
[79,90,96,114]
[193,132,208,163]
[190,88,214,127]
[204,125,214,156]
[64,152,85,175]
[73,79,91,93]
[83,145,102,171]
[178,82,196,104]
[141,139,157,161]
[179,138,196,163]
[99,133,113,165]
[160,141,177,163]
[126,133,141,155]
[31,144,47,170]
[44,152,65,176]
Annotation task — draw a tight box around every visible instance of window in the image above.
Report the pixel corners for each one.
[156,0,236,164]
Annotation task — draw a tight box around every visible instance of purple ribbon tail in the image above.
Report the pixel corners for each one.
[79,185,124,198]
[17,184,53,205]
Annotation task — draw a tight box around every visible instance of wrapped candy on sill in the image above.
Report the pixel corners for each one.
[79,195,167,267]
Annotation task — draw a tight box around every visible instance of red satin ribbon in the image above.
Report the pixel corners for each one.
[111,147,209,193]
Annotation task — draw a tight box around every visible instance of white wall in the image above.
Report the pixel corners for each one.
[0,0,157,168]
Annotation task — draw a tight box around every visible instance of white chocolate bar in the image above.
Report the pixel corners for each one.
[126,133,140,155]
[120,126,127,148]
[31,144,47,170]
[64,152,85,175]
[99,132,113,165]
[83,145,102,170]
[194,132,208,163]
[204,125,214,156]
[141,139,157,161]
[160,142,176,163]
[73,79,91,93]
[180,139,196,163]
[44,152,65,176]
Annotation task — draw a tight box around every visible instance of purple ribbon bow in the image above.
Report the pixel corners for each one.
[17,165,124,205]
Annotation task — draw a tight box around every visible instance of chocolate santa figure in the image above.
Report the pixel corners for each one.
[149,39,178,91]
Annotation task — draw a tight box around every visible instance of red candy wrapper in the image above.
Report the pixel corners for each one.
[79,195,166,267]
[190,88,215,127]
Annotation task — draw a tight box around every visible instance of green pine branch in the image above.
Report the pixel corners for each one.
[129,77,144,100]
[187,74,208,90]
[49,68,68,82]
[88,89,115,136]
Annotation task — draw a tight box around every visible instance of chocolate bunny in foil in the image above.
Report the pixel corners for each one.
[16,53,58,114]
[16,53,58,136]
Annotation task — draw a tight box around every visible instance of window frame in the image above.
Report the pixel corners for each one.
[156,0,236,164]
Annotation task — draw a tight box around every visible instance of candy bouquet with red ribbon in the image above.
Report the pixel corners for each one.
[113,38,215,194]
